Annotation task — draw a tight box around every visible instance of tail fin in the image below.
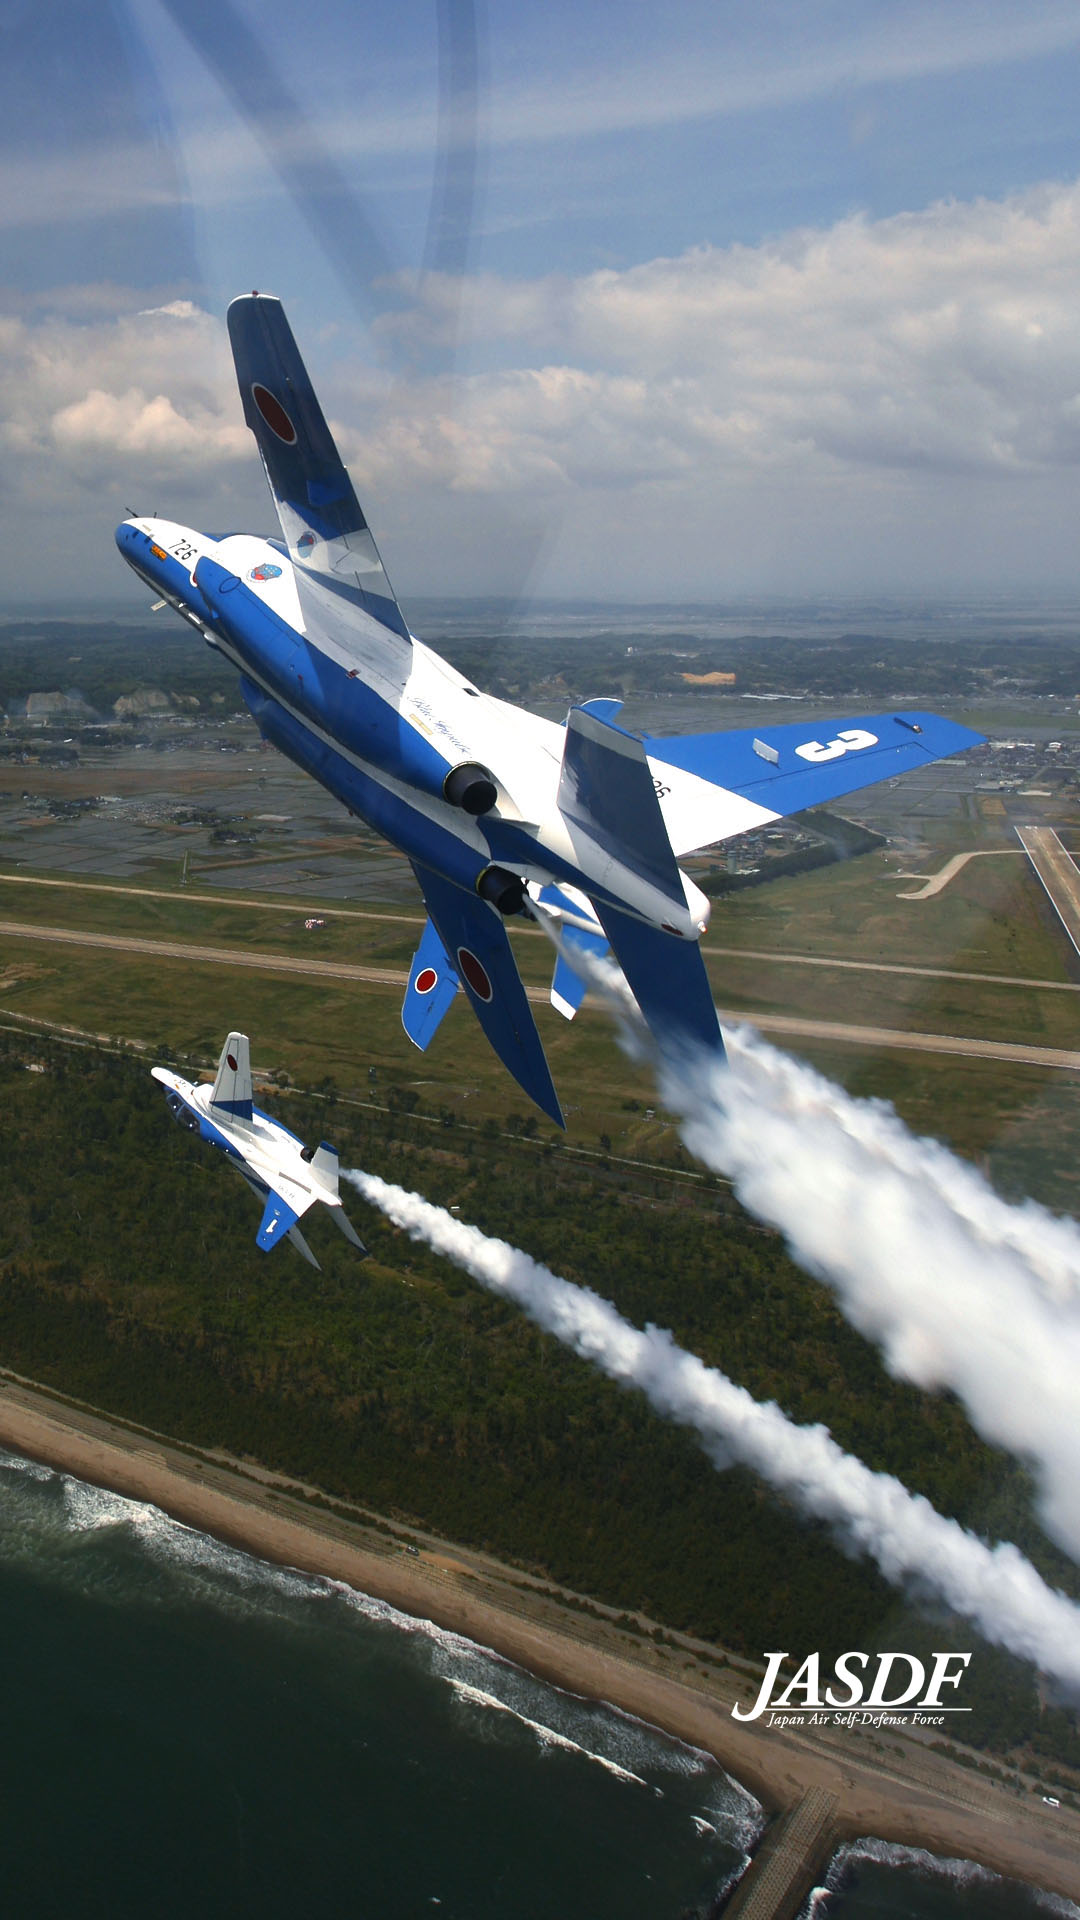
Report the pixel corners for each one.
[558,706,686,911]
[226,293,408,639]
[210,1032,253,1121]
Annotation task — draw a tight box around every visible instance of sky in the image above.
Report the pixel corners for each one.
[4,0,1080,608]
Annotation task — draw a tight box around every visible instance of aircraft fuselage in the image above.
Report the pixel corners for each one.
[116,516,712,943]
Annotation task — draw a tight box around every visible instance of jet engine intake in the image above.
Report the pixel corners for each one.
[476,864,526,915]
[444,762,498,816]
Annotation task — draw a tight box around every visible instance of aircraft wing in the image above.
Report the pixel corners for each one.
[256,1188,301,1249]
[226,292,408,640]
[411,861,564,1128]
[644,711,983,857]
[255,1187,320,1268]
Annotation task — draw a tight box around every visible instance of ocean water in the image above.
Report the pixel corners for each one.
[806,1841,1080,1920]
[2,1449,1076,1920]
[0,1449,758,1918]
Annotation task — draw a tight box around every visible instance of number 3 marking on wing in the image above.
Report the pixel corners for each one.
[794,727,879,764]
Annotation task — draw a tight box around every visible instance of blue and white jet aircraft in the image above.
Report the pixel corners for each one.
[119,294,981,1126]
[152,1031,367,1268]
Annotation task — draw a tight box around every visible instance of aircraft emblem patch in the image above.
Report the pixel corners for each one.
[456,948,493,1002]
[251,383,298,444]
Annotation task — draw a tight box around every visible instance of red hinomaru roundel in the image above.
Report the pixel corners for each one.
[414,967,438,995]
[252,384,298,444]
[227,1052,239,1071]
[456,948,493,1002]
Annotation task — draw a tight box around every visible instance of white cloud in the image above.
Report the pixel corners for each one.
[367,180,1080,496]
[0,300,247,482]
[8,180,1080,600]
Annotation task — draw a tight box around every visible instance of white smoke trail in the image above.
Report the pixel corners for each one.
[659,1027,1080,1563]
[548,935,1080,1565]
[344,1167,1080,1693]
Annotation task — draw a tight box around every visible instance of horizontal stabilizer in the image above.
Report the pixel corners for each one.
[211,1031,252,1121]
[550,922,609,1021]
[226,294,408,639]
[559,706,685,909]
[592,901,724,1060]
[286,1221,320,1269]
[332,1207,368,1256]
[402,917,460,1051]
[411,861,564,1128]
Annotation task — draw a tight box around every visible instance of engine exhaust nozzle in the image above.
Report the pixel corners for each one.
[476,864,526,915]
[444,762,498,816]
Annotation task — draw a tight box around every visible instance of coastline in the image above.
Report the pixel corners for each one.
[1,1370,1078,1905]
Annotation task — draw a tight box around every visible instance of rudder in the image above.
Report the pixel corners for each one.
[210,1032,253,1121]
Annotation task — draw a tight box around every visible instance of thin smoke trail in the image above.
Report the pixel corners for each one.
[343,1167,1080,1693]
[551,936,1080,1565]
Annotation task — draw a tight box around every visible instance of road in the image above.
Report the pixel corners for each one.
[2,916,1078,1072]
[2,869,1077,994]
[895,848,1022,899]
[0,869,423,926]
[1016,825,1080,959]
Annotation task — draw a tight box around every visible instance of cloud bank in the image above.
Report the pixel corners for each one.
[8,175,1080,599]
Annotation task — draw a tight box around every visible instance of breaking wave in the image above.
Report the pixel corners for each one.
[0,1446,760,1848]
[812,1838,1080,1917]
[446,1678,652,1787]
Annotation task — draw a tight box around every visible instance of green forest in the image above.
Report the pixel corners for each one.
[0,1030,1077,1784]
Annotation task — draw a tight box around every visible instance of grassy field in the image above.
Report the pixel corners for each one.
[1,905,1079,1210]
[1,834,1078,1053]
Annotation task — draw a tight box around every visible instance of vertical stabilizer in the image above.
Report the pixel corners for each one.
[210,1032,253,1121]
[226,293,408,640]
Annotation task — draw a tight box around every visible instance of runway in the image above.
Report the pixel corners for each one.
[1016,824,1080,959]
[2,916,1078,1073]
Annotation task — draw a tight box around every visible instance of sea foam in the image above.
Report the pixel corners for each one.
[0,1446,761,1848]
[820,1839,1080,1917]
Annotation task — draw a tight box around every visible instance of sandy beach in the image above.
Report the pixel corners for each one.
[1,1369,1077,1903]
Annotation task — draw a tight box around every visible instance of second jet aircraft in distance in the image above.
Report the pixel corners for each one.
[153,1031,367,1268]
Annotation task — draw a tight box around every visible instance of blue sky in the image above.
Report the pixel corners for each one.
[4,0,1080,604]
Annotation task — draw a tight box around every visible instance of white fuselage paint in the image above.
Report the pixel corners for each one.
[150,1065,341,1221]
[126,517,780,943]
